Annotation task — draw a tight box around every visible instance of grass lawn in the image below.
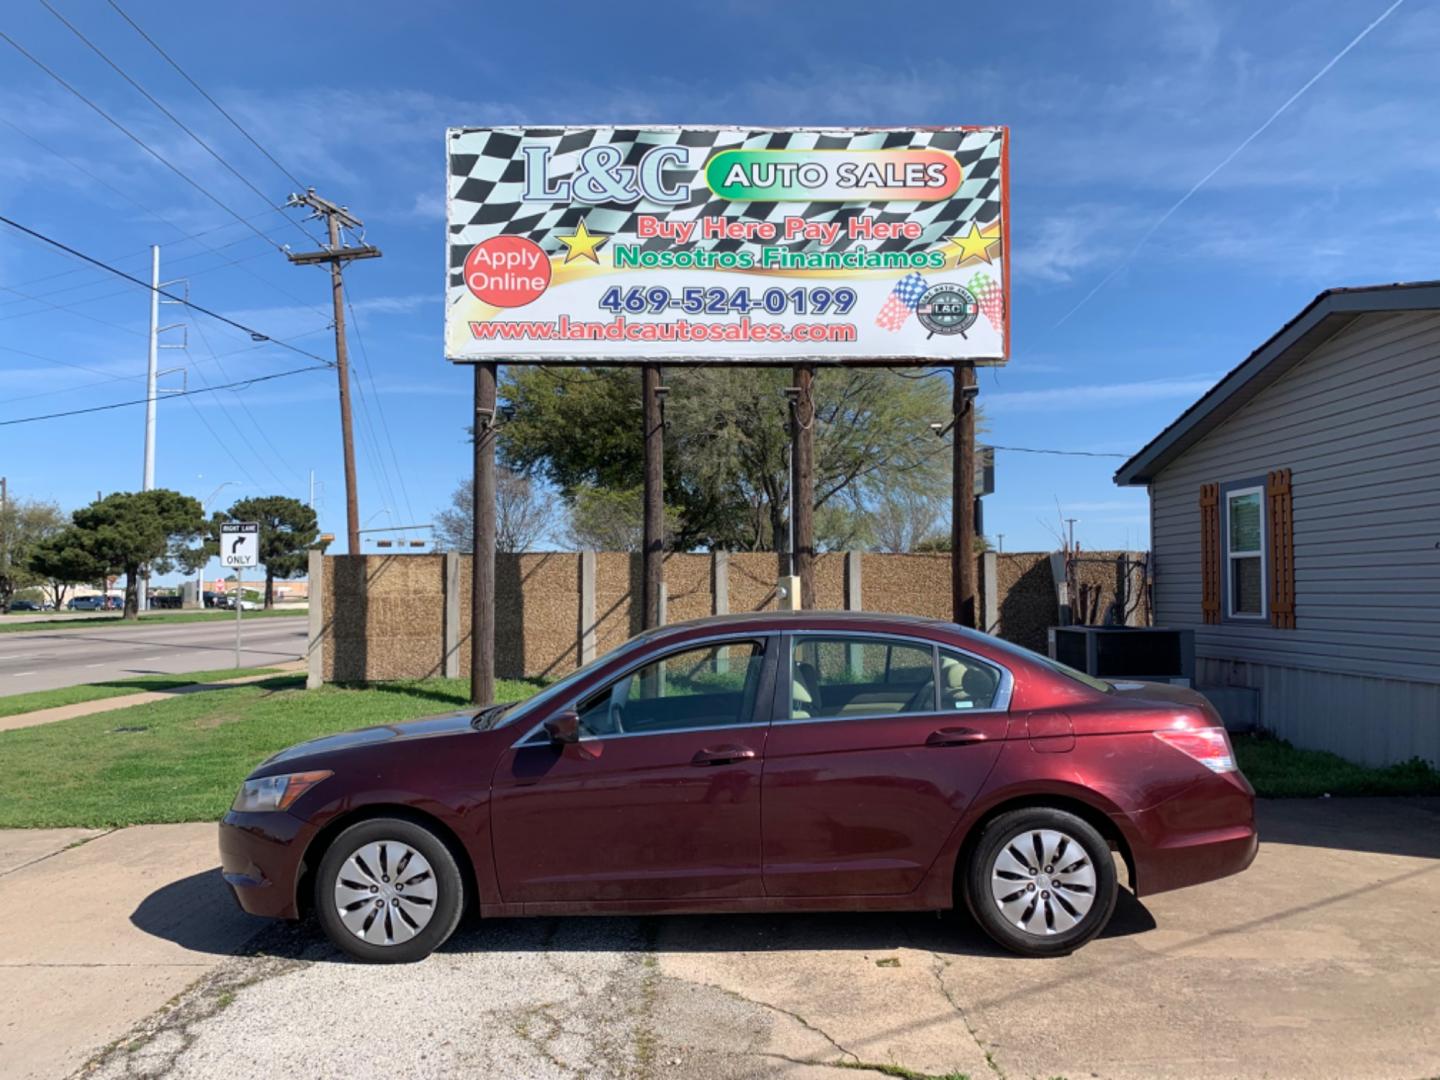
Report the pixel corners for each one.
[0,667,282,720]
[3,677,1437,828]
[0,676,542,828]
[0,608,307,633]
[1233,732,1440,798]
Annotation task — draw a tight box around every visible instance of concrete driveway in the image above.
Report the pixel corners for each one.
[5,798,1438,1080]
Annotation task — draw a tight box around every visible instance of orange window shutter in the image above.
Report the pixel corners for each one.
[1199,483,1221,625]
[1268,469,1295,629]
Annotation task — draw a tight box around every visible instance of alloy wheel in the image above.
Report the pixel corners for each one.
[333,840,439,946]
[989,827,1097,936]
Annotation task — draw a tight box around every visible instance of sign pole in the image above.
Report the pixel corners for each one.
[235,572,242,668]
[470,362,497,705]
[952,363,978,628]
[642,365,665,629]
[219,521,260,669]
[791,365,815,609]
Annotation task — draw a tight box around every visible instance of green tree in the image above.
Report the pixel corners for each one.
[1,498,68,611]
[212,496,318,609]
[26,528,108,610]
[68,490,206,619]
[498,367,954,556]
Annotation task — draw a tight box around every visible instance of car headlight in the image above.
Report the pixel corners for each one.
[231,770,331,813]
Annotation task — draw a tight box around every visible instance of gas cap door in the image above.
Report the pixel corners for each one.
[1027,712,1075,753]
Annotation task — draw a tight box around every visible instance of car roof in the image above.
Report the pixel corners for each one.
[640,610,967,643]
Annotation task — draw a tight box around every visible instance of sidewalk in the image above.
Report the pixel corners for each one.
[0,825,265,1080]
[0,662,304,734]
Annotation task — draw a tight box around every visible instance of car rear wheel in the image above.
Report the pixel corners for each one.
[965,807,1118,957]
[315,817,465,963]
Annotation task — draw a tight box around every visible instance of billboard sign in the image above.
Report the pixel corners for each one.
[445,127,1008,365]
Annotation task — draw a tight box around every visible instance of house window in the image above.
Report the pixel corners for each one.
[1225,486,1266,619]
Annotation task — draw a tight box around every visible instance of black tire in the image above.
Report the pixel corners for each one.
[315,817,465,963]
[964,807,1118,957]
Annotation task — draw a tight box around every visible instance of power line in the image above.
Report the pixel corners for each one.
[104,0,307,191]
[0,26,284,253]
[0,365,331,427]
[988,444,1127,458]
[188,315,308,495]
[345,288,415,524]
[0,332,327,406]
[182,391,263,492]
[38,0,323,249]
[1056,0,1406,326]
[0,212,334,366]
[0,114,329,321]
[0,238,278,327]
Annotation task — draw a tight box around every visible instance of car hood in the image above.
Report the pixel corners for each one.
[257,711,481,771]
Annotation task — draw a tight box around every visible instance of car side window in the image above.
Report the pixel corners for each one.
[789,636,937,720]
[936,649,1004,711]
[574,639,765,738]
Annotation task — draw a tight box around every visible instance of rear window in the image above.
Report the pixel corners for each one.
[1036,655,1113,694]
[961,632,1113,694]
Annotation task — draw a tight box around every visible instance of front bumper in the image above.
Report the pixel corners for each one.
[218,810,315,919]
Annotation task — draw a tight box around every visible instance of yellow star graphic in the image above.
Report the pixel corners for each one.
[943,223,1001,266]
[556,219,608,264]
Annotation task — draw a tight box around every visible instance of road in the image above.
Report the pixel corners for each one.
[0,618,307,695]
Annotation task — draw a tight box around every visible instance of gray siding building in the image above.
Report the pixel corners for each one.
[1116,284,1440,767]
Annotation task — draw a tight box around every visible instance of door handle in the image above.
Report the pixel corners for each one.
[925,726,988,747]
[691,745,757,766]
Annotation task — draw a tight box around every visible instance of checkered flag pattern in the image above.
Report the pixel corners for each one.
[447,127,1004,286]
[875,272,928,332]
[967,271,1005,333]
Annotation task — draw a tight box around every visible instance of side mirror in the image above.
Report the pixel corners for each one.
[542,710,580,746]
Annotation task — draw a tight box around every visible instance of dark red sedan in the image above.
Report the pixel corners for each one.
[219,612,1256,962]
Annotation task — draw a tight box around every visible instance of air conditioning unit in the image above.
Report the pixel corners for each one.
[1048,626,1195,685]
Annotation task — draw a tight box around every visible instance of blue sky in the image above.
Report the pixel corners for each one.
[1,0,1434,573]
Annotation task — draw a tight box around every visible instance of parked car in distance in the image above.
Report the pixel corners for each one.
[67,596,106,611]
[220,612,1257,964]
[7,599,42,611]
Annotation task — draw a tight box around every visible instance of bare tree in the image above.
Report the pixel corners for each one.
[868,489,947,553]
[434,468,557,553]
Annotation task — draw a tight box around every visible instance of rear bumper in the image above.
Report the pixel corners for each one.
[218,811,313,919]
[1120,772,1258,897]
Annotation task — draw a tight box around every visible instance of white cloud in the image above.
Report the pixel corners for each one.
[984,376,1219,414]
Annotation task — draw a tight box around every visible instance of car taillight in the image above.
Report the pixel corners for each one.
[1154,726,1236,773]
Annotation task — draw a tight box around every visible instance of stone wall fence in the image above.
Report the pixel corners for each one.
[306,549,1148,687]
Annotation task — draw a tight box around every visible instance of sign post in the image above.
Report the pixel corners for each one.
[220,522,259,668]
[445,127,1010,693]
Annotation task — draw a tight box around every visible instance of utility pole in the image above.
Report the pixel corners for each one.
[143,246,159,493]
[285,190,381,557]
[1,477,9,608]
[951,363,978,629]
[1065,518,1078,554]
[138,246,186,612]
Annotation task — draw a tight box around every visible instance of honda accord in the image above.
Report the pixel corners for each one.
[219,612,1256,963]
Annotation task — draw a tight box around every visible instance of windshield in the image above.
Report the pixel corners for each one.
[488,634,656,728]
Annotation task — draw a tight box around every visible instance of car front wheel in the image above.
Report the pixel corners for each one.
[315,817,465,963]
[965,807,1118,957]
